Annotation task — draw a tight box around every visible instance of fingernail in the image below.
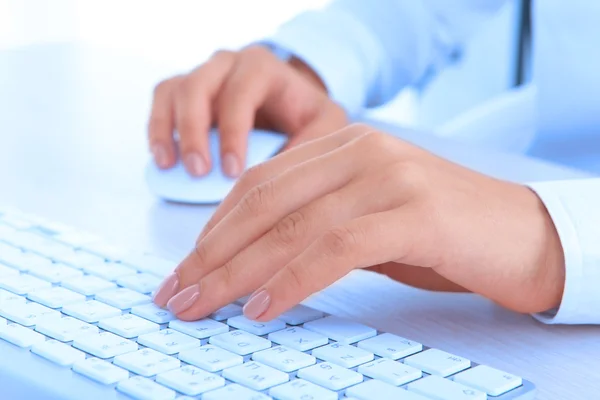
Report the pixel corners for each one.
[151,144,169,168]
[243,290,271,320]
[152,273,179,307]
[222,152,241,178]
[184,153,208,176]
[167,284,201,315]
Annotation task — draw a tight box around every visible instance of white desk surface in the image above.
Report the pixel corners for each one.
[0,43,597,399]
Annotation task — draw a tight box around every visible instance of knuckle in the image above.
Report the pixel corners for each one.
[284,266,304,291]
[238,180,274,216]
[360,129,391,149]
[389,160,426,190]
[273,211,308,247]
[219,260,236,288]
[152,78,173,97]
[321,227,358,258]
[210,49,235,61]
[237,164,267,189]
[192,241,210,267]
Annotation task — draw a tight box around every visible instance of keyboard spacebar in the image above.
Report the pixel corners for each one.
[0,339,125,400]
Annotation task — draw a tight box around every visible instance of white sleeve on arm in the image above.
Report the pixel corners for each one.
[527,178,600,324]
[262,0,507,116]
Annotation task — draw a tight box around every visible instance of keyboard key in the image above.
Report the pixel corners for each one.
[120,253,175,277]
[268,326,329,352]
[278,305,324,325]
[113,348,180,376]
[53,249,106,269]
[405,349,471,377]
[82,261,137,281]
[252,345,316,372]
[137,328,200,354]
[62,300,121,323]
[312,342,374,368]
[156,365,225,396]
[98,314,160,338]
[227,315,286,336]
[73,357,129,385]
[131,303,176,324]
[358,358,422,386]
[0,273,51,294]
[62,275,116,295]
[27,262,82,283]
[297,362,363,391]
[27,286,86,308]
[209,303,243,321]
[0,323,46,347]
[73,331,138,358]
[169,318,229,339]
[269,379,337,400]
[223,361,289,391]
[31,339,86,366]
[408,375,487,400]
[36,316,99,341]
[347,379,430,400]
[304,316,376,344]
[357,333,423,359]
[0,245,54,271]
[0,262,19,277]
[202,384,270,400]
[209,330,271,356]
[0,287,27,305]
[0,301,61,326]
[178,345,243,372]
[117,376,176,400]
[453,365,523,396]
[117,273,161,294]
[95,288,151,309]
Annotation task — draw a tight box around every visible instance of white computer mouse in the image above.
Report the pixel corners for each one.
[145,129,287,204]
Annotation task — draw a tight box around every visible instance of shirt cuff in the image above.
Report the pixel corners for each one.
[526,179,600,324]
[260,9,385,118]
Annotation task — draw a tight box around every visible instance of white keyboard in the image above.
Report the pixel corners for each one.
[0,207,536,400]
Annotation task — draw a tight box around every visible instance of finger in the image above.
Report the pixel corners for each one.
[174,134,367,294]
[174,51,236,176]
[367,263,469,292]
[170,176,395,320]
[197,123,373,241]
[283,101,348,150]
[216,49,282,178]
[148,77,181,168]
[243,209,417,321]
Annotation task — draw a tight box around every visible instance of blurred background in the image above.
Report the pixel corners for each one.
[0,0,527,131]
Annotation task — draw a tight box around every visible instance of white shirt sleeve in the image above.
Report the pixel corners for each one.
[527,178,600,324]
[262,0,507,116]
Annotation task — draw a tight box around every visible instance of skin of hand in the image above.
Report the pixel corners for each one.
[147,45,348,178]
[152,124,566,322]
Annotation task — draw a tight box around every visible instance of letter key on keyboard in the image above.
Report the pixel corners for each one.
[357,332,423,359]
[408,375,487,400]
[297,362,363,391]
[303,316,376,344]
[269,379,337,400]
[311,342,374,368]
[113,348,181,376]
[156,365,225,396]
[222,361,289,391]
[178,345,244,372]
[405,348,471,377]
[73,331,138,358]
[453,365,523,396]
[252,345,316,372]
[208,330,271,356]
[98,314,160,338]
[347,379,430,400]
[168,318,229,339]
[117,376,176,400]
[137,328,200,354]
[358,358,422,386]
[268,326,329,351]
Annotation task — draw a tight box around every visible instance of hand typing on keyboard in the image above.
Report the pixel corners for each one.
[153,123,565,323]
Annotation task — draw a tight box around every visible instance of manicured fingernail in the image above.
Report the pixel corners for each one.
[167,284,201,315]
[184,153,208,176]
[243,290,271,320]
[152,144,169,168]
[152,273,179,307]
[222,152,241,178]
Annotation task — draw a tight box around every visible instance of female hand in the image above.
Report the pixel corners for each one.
[153,124,565,321]
[148,46,347,177]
